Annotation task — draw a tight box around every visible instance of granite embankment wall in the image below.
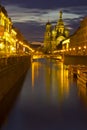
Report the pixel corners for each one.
[0,55,31,102]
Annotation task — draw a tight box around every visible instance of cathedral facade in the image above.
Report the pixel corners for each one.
[44,11,69,53]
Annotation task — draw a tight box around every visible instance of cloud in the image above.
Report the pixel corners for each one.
[4,4,87,41]
[5,5,87,24]
[3,0,87,9]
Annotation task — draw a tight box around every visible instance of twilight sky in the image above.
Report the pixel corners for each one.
[2,0,87,42]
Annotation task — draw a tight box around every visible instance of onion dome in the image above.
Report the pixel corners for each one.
[46,20,51,31]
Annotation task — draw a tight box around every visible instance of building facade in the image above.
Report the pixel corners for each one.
[44,10,69,53]
[68,17,87,55]
[0,5,32,56]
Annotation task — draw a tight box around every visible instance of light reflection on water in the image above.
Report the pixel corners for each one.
[1,59,87,130]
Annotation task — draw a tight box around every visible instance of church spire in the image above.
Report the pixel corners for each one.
[57,10,64,26]
[59,10,62,19]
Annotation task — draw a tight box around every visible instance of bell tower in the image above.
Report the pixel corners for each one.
[44,21,52,53]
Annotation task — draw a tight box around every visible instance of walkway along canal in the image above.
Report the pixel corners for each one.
[1,58,87,130]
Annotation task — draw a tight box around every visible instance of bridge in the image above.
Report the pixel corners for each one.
[32,52,62,61]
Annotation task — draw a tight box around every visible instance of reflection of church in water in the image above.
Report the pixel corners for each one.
[44,10,69,53]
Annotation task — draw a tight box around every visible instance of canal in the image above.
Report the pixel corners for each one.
[1,58,87,130]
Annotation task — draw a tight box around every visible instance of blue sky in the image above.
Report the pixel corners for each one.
[2,0,87,42]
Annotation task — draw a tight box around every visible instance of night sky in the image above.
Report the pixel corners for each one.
[2,0,87,42]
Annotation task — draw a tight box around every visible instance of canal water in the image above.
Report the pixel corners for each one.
[1,58,87,130]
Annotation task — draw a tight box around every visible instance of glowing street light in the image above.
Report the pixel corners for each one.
[83,46,86,49]
[73,48,75,50]
[78,46,81,50]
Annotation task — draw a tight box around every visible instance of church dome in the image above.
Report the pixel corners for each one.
[45,20,51,31]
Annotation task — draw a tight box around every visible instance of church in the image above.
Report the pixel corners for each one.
[44,10,69,53]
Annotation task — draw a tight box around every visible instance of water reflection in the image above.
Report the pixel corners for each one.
[77,84,87,108]
[32,59,69,104]
[32,62,39,89]
[1,59,87,130]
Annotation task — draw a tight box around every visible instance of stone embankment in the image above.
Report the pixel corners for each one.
[0,55,31,102]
